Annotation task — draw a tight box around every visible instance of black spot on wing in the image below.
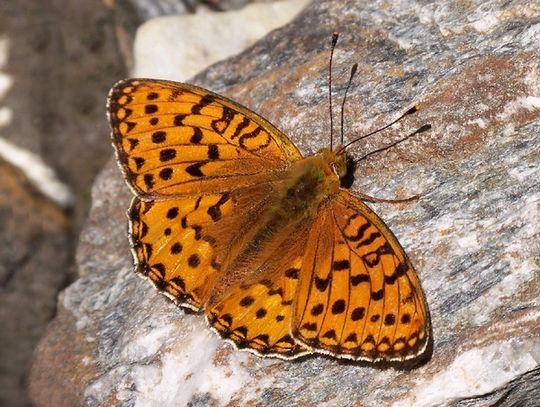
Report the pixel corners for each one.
[351,307,365,321]
[152,131,166,143]
[332,260,350,271]
[191,94,215,114]
[207,144,220,160]
[231,116,250,140]
[145,104,158,114]
[315,276,330,292]
[385,262,409,285]
[362,242,394,267]
[331,299,346,314]
[160,148,176,162]
[186,162,205,177]
[190,128,203,144]
[207,193,230,222]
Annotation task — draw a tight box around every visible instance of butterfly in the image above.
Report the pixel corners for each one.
[107,62,431,363]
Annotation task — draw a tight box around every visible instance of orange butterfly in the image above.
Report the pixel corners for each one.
[107,50,431,363]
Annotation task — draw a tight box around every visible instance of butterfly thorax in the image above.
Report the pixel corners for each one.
[277,148,345,221]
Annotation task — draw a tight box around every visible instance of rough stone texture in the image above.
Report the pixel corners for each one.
[117,0,294,72]
[133,0,309,80]
[29,0,540,406]
[0,0,129,229]
[0,158,71,407]
[127,0,280,18]
[0,1,131,406]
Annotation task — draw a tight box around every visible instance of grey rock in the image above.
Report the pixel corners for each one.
[0,159,70,407]
[132,0,308,80]
[128,0,282,17]
[0,1,129,406]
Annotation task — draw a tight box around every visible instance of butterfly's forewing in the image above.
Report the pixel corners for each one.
[108,79,302,199]
[292,191,431,361]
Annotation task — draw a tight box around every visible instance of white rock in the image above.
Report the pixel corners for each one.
[133,0,309,80]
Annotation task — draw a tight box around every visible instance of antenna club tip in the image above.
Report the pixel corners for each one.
[405,105,419,115]
[412,124,432,135]
[332,32,339,44]
[351,63,358,75]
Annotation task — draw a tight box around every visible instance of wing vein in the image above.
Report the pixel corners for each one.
[317,213,335,338]
[299,222,323,325]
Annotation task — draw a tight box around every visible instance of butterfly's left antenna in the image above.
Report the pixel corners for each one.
[329,32,339,151]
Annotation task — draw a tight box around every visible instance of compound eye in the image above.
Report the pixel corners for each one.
[333,161,347,178]
[331,162,341,177]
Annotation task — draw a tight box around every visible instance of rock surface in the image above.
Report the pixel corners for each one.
[133,0,309,80]
[0,0,124,405]
[29,0,540,406]
[0,158,70,407]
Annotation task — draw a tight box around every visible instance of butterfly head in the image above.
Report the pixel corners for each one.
[318,147,357,190]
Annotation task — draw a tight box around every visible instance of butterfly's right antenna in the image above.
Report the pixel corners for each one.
[353,123,431,165]
[337,105,420,155]
[329,32,339,151]
[340,63,358,146]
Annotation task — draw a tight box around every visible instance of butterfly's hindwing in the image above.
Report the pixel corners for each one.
[206,224,312,359]
[128,182,283,310]
[292,192,430,361]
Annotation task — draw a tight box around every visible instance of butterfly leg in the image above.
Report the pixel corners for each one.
[356,192,419,204]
